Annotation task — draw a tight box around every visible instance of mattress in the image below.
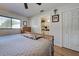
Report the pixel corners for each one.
[0,34,52,56]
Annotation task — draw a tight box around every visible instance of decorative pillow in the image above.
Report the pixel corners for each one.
[36,36,43,40]
[22,33,34,39]
[22,33,43,40]
[34,34,43,40]
[32,34,36,40]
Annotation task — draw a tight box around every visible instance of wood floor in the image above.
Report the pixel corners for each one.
[54,45,79,56]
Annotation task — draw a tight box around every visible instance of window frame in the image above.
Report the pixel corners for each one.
[0,15,21,29]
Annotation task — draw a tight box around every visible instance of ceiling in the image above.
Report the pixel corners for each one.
[0,3,79,17]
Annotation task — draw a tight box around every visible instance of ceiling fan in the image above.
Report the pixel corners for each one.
[24,3,42,9]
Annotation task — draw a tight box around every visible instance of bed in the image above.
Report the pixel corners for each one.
[0,33,54,56]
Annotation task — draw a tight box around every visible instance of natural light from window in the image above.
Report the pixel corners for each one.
[12,19,20,28]
[0,16,21,29]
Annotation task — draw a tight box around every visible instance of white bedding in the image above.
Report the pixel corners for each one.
[0,34,52,56]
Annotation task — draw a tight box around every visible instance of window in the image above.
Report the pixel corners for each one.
[0,16,11,28]
[12,19,20,28]
[0,16,21,29]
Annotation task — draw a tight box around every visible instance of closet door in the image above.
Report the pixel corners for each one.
[63,9,79,51]
[63,11,72,48]
[68,9,79,51]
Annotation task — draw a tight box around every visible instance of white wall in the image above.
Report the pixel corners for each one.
[0,9,29,35]
[30,4,79,47]
[30,15,41,33]
[30,11,51,34]
[30,10,62,46]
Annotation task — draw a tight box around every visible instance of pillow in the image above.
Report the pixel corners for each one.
[22,33,43,40]
[36,36,43,40]
[34,34,43,40]
[22,33,34,39]
[32,34,36,40]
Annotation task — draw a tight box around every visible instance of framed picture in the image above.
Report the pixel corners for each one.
[23,21,27,26]
[52,14,59,22]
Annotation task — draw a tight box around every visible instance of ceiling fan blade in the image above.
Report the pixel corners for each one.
[36,3,41,5]
[24,3,28,9]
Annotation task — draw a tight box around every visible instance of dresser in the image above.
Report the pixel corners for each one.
[21,27,31,33]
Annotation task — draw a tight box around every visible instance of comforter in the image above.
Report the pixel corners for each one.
[0,34,52,56]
